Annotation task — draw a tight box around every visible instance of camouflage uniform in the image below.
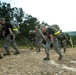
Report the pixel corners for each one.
[40,24,63,60]
[58,33,67,53]
[28,30,35,50]
[4,33,20,55]
[0,24,3,39]
[66,33,73,47]
[0,18,20,55]
[45,36,63,60]
[35,26,45,52]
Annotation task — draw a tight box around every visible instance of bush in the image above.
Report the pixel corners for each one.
[15,35,29,47]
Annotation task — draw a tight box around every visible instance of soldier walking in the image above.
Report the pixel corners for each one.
[28,30,35,50]
[58,33,67,53]
[40,24,63,60]
[34,26,45,52]
[0,18,20,55]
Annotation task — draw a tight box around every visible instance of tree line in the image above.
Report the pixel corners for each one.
[0,1,76,46]
[0,1,48,46]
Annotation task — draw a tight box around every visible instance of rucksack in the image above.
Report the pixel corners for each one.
[10,22,20,34]
[48,24,61,36]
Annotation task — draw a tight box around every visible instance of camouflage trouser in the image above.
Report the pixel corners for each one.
[4,34,19,53]
[58,40,66,52]
[62,41,66,52]
[45,36,62,57]
[29,40,35,49]
[35,37,43,50]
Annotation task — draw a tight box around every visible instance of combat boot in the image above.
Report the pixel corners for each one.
[37,48,40,52]
[37,50,40,52]
[3,51,11,56]
[14,51,20,55]
[43,55,50,60]
[30,47,33,50]
[64,49,66,53]
[58,55,63,60]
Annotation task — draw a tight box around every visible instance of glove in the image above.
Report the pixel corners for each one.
[10,35,13,40]
[51,43,53,48]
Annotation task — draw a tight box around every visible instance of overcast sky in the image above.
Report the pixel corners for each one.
[1,0,76,32]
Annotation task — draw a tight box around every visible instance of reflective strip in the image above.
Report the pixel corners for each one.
[13,28,18,31]
[54,30,60,35]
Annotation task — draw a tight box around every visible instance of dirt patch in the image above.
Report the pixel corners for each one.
[0,47,76,75]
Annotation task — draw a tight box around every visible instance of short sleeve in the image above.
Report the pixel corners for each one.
[5,23,12,29]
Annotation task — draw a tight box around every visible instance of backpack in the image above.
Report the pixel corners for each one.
[10,22,20,34]
[48,24,61,36]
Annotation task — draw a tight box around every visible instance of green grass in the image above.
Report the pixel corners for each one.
[0,40,4,48]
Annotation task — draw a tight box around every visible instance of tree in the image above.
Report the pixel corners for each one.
[0,2,12,21]
[20,14,40,38]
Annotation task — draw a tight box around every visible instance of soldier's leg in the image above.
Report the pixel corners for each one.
[35,38,39,51]
[11,35,20,54]
[37,39,43,52]
[4,35,11,55]
[62,41,66,53]
[37,48,40,52]
[41,43,46,48]
[30,41,33,50]
[58,40,62,49]
[53,37,63,60]
[36,42,41,52]
[43,39,51,60]
[38,42,46,52]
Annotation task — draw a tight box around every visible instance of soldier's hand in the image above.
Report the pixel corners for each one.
[10,35,13,40]
[51,43,53,48]
[44,36,48,42]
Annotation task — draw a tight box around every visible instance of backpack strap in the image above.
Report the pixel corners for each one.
[13,28,18,31]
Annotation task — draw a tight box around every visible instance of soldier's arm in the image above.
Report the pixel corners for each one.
[62,36,66,43]
[49,34,53,43]
[38,30,45,40]
[9,28,13,35]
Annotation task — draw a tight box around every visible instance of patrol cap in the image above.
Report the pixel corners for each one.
[34,26,38,28]
[0,17,5,21]
[40,24,46,29]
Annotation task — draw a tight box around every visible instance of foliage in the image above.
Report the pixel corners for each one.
[15,35,29,46]
[0,1,75,47]
[0,1,48,38]
[71,35,76,45]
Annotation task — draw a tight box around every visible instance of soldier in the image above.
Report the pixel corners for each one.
[28,30,35,50]
[0,24,4,59]
[0,18,20,55]
[66,33,74,47]
[34,25,45,52]
[58,33,67,53]
[40,24,63,60]
[0,24,3,40]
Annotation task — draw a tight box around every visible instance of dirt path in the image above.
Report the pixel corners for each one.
[0,47,76,75]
